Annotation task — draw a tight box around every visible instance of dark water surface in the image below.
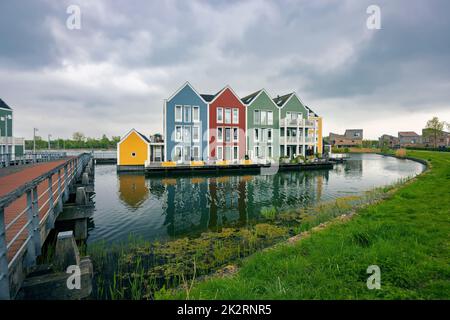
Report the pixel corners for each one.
[86,154,424,243]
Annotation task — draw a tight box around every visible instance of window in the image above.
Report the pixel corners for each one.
[260,128,266,142]
[192,126,200,142]
[225,128,231,142]
[233,128,238,142]
[225,108,231,124]
[175,105,182,122]
[183,126,191,142]
[175,126,182,142]
[192,146,200,160]
[267,111,273,125]
[217,146,223,160]
[254,128,259,142]
[267,128,272,142]
[225,147,231,160]
[131,152,136,157]
[268,146,272,158]
[254,110,260,125]
[184,106,191,122]
[184,146,191,161]
[192,106,200,122]
[174,146,182,161]
[261,111,267,125]
[254,146,260,157]
[232,108,239,124]
[233,146,239,160]
[217,107,223,123]
[217,127,223,142]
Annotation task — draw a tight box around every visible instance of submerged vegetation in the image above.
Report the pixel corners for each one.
[158,151,450,299]
[86,172,414,299]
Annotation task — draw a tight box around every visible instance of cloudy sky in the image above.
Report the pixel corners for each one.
[1,0,449,140]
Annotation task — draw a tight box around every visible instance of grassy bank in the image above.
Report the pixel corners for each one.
[158,151,450,299]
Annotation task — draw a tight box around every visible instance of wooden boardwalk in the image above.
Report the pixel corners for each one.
[0,159,72,262]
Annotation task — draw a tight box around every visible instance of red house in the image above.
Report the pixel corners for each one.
[203,86,246,162]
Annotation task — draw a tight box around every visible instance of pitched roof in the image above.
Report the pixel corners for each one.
[273,93,294,107]
[241,90,263,105]
[398,131,419,137]
[136,131,150,143]
[0,98,12,110]
[119,128,150,145]
[200,94,216,102]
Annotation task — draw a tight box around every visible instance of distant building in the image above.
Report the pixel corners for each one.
[0,98,25,161]
[398,131,422,147]
[329,129,363,148]
[379,134,399,149]
[422,128,450,148]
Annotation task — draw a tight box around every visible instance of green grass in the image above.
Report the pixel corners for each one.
[157,151,450,299]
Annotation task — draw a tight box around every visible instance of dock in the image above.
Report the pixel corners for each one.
[118,161,334,175]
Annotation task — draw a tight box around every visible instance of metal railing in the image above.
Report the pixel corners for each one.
[0,153,91,299]
[0,152,68,168]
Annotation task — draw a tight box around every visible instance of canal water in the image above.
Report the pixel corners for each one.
[87,154,424,244]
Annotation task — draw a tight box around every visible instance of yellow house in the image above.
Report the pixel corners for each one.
[117,129,150,166]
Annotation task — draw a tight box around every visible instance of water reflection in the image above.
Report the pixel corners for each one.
[89,154,424,243]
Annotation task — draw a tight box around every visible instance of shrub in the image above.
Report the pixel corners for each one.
[395,148,407,158]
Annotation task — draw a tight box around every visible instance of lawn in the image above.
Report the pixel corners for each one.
[159,151,450,299]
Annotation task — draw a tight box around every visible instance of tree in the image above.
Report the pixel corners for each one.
[72,132,85,142]
[424,117,445,148]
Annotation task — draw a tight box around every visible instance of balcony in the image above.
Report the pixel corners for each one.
[280,118,316,127]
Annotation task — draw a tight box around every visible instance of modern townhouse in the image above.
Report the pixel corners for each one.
[164,82,208,162]
[398,131,421,147]
[205,86,246,162]
[241,89,280,161]
[274,93,322,158]
[0,98,24,164]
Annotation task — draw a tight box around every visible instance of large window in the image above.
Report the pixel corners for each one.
[217,107,223,123]
[254,110,260,125]
[254,128,259,142]
[267,111,273,125]
[217,146,223,160]
[175,105,182,122]
[192,126,200,142]
[261,111,267,125]
[183,126,191,142]
[233,146,239,161]
[175,125,182,142]
[225,128,231,142]
[184,106,191,122]
[267,128,272,142]
[174,146,182,161]
[233,128,238,142]
[232,108,239,124]
[217,127,223,142]
[192,146,200,160]
[192,106,200,122]
[225,108,231,124]
[268,146,273,158]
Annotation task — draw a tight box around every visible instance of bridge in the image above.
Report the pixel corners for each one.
[0,152,92,299]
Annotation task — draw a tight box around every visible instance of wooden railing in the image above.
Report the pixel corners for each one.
[0,153,91,299]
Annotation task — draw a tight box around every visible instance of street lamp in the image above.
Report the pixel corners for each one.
[33,128,39,153]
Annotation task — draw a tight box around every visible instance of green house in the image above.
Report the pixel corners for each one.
[274,93,321,158]
[0,98,24,159]
[242,89,280,161]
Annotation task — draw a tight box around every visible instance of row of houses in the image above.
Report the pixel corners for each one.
[379,130,450,149]
[118,82,323,167]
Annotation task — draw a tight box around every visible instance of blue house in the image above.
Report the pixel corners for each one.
[164,82,208,162]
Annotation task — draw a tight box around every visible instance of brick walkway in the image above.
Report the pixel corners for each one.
[0,159,73,262]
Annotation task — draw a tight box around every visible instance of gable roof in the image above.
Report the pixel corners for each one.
[207,85,243,105]
[0,98,12,110]
[398,131,420,137]
[118,128,150,145]
[166,81,208,104]
[241,90,263,105]
[273,93,294,107]
[200,94,216,102]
